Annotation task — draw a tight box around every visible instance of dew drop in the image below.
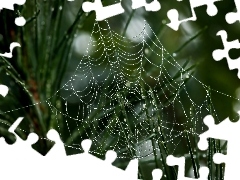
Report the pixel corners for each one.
[144,48,149,54]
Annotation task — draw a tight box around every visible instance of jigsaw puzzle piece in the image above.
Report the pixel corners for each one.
[198,115,215,150]
[167,155,209,179]
[81,138,92,152]
[0,85,16,144]
[212,30,240,79]
[131,0,161,11]
[0,85,9,97]
[82,0,125,21]
[0,42,21,58]
[66,139,138,180]
[213,152,239,180]
[0,117,42,180]
[0,0,26,26]
[46,129,66,157]
[198,112,240,180]
[225,0,240,24]
[167,0,220,31]
[152,169,163,180]
[0,0,26,10]
[213,153,226,164]
[7,117,40,156]
[198,114,239,150]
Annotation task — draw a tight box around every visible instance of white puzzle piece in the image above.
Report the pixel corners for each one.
[212,30,240,79]
[0,117,139,180]
[167,0,221,31]
[82,0,161,21]
[82,0,125,21]
[0,42,21,58]
[198,112,240,180]
[166,155,209,180]
[46,129,66,157]
[0,0,26,26]
[152,169,163,180]
[0,117,42,180]
[0,85,9,97]
[131,0,161,12]
[0,1,24,58]
[225,0,240,24]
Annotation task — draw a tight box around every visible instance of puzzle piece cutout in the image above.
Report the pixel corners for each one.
[166,155,209,180]
[225,0,240,24]
[0,0,26,26]
[0,85,9,97]
[82,0,160,21]
[131,0,161,12]
[152,169,163,180]
[212,30,240,79]
[198,112,240,180]
[82,0,125,21]
[0,117,42,179]
[167,0,221,31]
[0,1,25,59]
[0,42,21,58]
[0,116,139,180]
[0,84,140,179]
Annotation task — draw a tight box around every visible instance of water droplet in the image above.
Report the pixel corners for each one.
[162,19,167,24]
[144,48,149,54]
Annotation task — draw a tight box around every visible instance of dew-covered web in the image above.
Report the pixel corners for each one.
[45,19,238,163]
[0,16,238,168]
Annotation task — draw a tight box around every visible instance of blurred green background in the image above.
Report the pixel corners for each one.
[0,0,240,179]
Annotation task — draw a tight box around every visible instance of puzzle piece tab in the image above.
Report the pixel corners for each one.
[0,85,9,97]
[131,0,161,12]
[212,30,240,79]
[0,42,21,58]
[82,0,161,21]
[46,129,66,157]
[0,117,42,180]
[152,169,163,180]
[67,139,139,180]
[82,0,125,21]
[166,155,209,179]
[225,0,240,24]
[198,112,240,180]
[0,116,139,180]
[167,0,221,31]
[0,0,26,26]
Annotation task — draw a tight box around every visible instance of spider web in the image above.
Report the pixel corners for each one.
[45,19,236,164]
[0,16,238,177]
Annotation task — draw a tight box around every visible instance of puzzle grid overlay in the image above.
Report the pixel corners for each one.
[1,0,240,179]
